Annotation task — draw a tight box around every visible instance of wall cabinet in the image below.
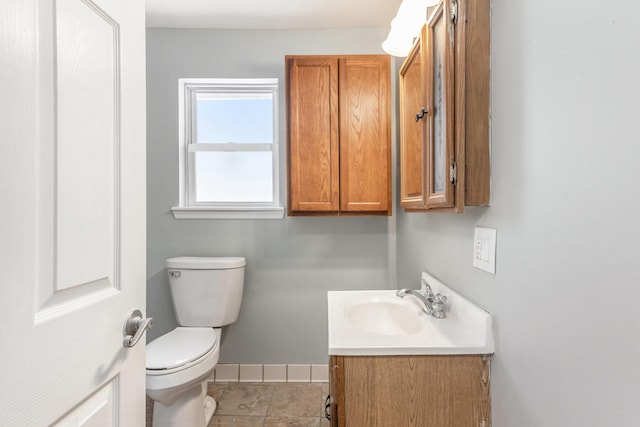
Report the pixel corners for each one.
[329,354,491,427]
[286,55,391,216]
[399,0,490,212]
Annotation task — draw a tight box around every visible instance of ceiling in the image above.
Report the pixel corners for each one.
[145,0,402,29]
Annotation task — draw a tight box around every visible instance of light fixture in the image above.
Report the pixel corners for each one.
[382,0,439,57]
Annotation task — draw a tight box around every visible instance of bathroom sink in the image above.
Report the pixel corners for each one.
[327,271,495,356]
[343,297,424,336]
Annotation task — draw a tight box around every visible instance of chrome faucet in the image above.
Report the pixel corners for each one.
[396,279,447,319]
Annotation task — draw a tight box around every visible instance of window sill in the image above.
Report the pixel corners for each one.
[171,206,285,220]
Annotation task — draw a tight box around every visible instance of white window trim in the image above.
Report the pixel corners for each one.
[172,78,284,220]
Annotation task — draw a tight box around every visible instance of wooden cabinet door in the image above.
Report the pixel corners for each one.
[287,57,340,212]
[336,355,491,427]
[338,56,391,214]
[424,3,456,209]
[399,36,427,209]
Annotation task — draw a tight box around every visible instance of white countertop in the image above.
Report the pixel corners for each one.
[327,271,495,356]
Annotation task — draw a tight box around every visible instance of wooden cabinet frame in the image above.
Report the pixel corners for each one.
[454,0,491,208]
[286,55,391,216]
[399,0,490,213]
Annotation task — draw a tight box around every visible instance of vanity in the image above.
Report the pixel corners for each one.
[327,272,494,426]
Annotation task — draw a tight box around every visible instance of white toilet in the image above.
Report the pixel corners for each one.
[146,256,246,427]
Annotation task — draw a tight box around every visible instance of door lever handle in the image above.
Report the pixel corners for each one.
[123,309,153,348]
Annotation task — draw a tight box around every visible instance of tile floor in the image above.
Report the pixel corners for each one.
[146,382,331,427]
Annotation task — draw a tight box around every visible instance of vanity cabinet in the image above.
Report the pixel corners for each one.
[399,0,490,212]
[329,354,491,427]
[286,55,391,216]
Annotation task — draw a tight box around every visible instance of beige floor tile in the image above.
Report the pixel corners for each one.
[264,417,321,427]
[146,395,153,427]
[208,415,265,427]
[321,383,330,396]
[207,382,229,401]
[148,381,329,426]
[215,383,274,416]
[267,383,323,418]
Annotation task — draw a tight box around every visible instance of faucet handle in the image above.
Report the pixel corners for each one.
[431,293,447,318]
[420,279,435,298]
[432,294,447,304]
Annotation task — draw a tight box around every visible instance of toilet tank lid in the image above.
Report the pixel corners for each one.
[166,256,246,269]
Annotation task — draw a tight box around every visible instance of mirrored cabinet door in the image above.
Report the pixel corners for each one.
[424,2,455,208]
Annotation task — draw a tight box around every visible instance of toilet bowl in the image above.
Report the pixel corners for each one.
[146,328,220,425]
[146,256,245,427]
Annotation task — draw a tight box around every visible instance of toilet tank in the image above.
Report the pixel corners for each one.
[166,256,246,327]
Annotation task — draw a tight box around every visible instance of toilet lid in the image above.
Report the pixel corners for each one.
[146,327,216,370]
[166,256,246,269]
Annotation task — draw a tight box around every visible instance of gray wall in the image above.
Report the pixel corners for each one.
[397,0,640,425]
[146,28,396,364]
[148,0,640,423]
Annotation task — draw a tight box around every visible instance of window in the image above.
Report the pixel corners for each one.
[172,78,284,219]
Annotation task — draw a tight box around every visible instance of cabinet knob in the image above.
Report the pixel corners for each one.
[415,107,428,122]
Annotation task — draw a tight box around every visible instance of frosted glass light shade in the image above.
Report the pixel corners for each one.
[382,0,439,57]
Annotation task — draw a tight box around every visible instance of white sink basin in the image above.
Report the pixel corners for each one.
[328,271,495,356]
[344,298,424,336]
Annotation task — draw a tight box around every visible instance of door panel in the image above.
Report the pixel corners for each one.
[0,0,146,425]
[53,379,117,427]
[399,37,426,209]
[339,56,391,213]
[55,0,118,293]
[287,57,340,212]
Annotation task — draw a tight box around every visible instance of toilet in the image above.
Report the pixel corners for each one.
[146,256,246,427]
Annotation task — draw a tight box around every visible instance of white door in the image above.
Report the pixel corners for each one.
[0,0,146,425]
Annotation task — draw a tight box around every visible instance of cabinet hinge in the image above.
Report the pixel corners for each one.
[450,0,458,24]
[450,162,457,185]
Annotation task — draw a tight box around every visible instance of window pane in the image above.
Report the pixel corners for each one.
[194,151,273,203]
[195,97,273,144]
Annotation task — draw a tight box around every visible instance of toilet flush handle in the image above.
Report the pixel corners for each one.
[123,309,154,348]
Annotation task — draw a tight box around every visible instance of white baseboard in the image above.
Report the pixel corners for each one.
[211,363,329,383]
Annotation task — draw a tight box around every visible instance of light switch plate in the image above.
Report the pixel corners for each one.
[473,227,497,274]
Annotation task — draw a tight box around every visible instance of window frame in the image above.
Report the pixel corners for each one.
[172,78,284,219]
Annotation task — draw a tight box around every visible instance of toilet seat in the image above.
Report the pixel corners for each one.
[146,328,221,407]
[147,327,217,374]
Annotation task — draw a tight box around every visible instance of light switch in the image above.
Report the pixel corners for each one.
[473,227,496,274]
